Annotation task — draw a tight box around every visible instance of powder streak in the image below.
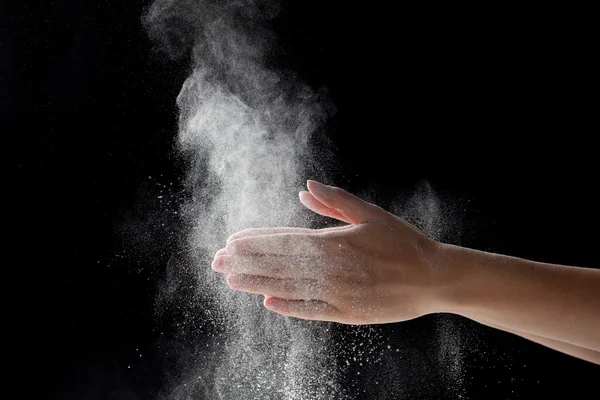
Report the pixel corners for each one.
[145,0,339,398]
[144,1,467,399]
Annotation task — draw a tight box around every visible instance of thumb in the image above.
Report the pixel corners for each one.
[306,180,382,225]
[299,191,352,224]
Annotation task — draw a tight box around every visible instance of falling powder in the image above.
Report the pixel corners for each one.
[143,1,470,399]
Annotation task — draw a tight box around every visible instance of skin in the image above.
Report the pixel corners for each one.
[211,180,600,364]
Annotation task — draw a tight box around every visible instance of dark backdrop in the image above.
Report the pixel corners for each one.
[3,1,598,398]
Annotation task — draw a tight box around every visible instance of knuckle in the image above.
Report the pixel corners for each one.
[319,235,348,256]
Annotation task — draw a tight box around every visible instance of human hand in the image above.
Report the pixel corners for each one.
[211,180,447,324]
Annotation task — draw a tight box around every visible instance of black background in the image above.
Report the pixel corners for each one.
[3,0,599,399]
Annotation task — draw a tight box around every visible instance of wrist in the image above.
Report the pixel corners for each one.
[427,242,481,316]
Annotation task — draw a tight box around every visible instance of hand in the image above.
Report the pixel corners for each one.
[211,180,447,324]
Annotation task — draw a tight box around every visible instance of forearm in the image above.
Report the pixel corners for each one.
[436,243,600,352]
[468,312,600,365]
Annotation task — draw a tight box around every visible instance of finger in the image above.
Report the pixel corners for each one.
[306,180,383,225]
[226,225,350,244]
[226,274,324,300]
[214,248,228,257]
[263,296,341,322]
[299,191,352,224]
[212,254,314,278]
[226,233,328,256]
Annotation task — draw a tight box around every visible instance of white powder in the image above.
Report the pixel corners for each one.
[144,2,469,399]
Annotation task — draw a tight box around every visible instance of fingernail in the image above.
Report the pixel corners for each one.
[308,180,336,198]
